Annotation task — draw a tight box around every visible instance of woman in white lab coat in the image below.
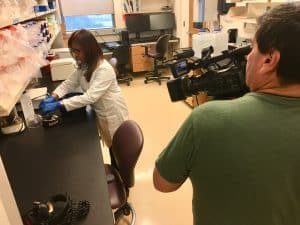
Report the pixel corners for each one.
[40,29,129,148]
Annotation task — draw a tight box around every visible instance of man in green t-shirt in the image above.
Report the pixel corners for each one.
[153,4,300,225]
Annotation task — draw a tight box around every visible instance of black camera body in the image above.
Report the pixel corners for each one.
[167,45,251,102]
[22,194,70,225]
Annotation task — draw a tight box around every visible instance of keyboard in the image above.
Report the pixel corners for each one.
[129,36,159,44]
[138,36,159,43]
[101,47,111,53]
[130,35,178,44]
[105,41,120,49]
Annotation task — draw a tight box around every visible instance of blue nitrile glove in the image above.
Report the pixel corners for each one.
[40,101,62,114]
[39,96,57,109]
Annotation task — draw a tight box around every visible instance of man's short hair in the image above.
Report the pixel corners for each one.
[255,4,300,84]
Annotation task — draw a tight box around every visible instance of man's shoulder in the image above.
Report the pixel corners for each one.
[193,93,256,114]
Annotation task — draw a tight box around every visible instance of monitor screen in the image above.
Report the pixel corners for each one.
[171,59,189,78]
[150,13,176,31]
[125,14,150,33]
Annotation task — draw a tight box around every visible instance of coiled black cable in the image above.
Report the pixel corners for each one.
[58,199,90,225]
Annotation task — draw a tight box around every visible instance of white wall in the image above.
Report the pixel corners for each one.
[140,0,170,12]
[192,0,219,23]
[0,157,23,225]
[0,200,11,225]
[173,0,190,47]
[113,0,125,28]
[204,0,219,22]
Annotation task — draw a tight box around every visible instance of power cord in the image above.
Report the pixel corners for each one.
[31,93,49,101]
[0,108,26,135]
[22,194,90,225]
[58,200,90,225]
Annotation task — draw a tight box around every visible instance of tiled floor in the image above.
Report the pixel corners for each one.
[102,74,194,225]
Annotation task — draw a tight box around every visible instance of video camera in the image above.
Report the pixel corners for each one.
[167,45,252,102]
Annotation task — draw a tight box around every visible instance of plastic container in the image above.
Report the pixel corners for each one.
[50,58,76,81]
[211,29,228,56]
[192,29,228,59]
[192,30,214,59]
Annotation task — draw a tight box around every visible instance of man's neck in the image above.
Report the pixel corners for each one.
[258,84,300,98]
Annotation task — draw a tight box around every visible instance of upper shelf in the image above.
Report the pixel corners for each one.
[0,79,31,117]
[0,9,57,29]
[241,18,257,24]
[227,0,300,3]
[0,27,61,117]
[271,0,300,2]
[227,0,268,3]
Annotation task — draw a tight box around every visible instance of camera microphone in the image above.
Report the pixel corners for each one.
[223,45,252,58]
[174,48,195,60]
[225,45,252,57]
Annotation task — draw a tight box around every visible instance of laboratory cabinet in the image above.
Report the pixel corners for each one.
[0,0,63,117]
[221,0,300,39]
[131,45,152,72]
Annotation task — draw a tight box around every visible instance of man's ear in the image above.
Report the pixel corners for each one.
[260,49,280,74]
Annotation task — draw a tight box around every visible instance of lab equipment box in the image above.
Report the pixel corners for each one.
[50,58,76,81]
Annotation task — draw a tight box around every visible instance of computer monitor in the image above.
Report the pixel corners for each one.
[150,12,176,31]
[125,14,150,33]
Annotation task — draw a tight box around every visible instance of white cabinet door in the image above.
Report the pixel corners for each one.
[0,157,23,225]
[174,0,190,48]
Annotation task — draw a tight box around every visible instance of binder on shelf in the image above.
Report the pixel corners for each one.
[128,0,134,12]
[122,0,129,13]
[122,0,139,13]
[134,0,140,12]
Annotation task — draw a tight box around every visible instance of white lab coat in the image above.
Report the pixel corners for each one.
[54,59,129,146]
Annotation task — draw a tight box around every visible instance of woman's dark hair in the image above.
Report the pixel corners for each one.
[68,29,103,82]
[255,4,300,84]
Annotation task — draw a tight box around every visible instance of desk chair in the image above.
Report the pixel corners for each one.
[144,34,171,85]
[104,120,144,225]
[112,45,133,86]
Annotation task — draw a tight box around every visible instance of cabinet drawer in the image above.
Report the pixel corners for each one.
[131,45,153,72]
[132,63,152,72]
[133,54,151,64]
[131,46,147,56]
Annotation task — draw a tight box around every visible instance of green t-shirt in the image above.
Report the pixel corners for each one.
[156,92,300,225]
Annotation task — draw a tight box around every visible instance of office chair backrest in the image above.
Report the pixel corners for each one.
[111,120,144,188]
[155,34,170,58]
[112,45,130,65]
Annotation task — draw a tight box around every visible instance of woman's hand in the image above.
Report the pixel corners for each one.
[39,96,56,109]
[39,93,59,108]
[40,101,62,114]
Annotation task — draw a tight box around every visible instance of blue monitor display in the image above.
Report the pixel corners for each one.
[150,13,176,31]
[125,14,150,33]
